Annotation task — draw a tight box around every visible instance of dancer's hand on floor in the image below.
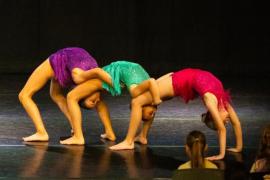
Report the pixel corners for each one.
[206,154,224,161]
[227,147,241,153]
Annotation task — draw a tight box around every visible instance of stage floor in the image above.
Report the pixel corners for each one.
[0,144,257,179]
[0,74,269,179]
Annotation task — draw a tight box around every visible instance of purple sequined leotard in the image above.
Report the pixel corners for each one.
[49,47,98,88]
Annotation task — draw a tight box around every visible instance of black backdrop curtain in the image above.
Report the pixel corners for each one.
[0,0,268,77]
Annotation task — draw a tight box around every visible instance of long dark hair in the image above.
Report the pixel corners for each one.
[257,124,270,168]
[186,131,206,168]
[201,111,217,131]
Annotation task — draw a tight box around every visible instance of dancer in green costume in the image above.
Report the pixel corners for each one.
[61,61,160,145]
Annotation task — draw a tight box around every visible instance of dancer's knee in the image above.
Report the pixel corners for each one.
[18,90,31,103]
[131,98,143,107]
[67,91,80,102]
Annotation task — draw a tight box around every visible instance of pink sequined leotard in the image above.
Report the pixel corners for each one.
[171,68,230,108]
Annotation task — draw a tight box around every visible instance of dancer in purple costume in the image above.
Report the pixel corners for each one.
[19,47,115,142]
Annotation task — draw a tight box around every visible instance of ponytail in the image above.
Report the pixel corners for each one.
[191,139,204,168]
[186,131,206,168]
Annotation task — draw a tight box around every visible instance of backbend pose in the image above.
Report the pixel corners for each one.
[19,47,115,142]
[60,60,160,145]
[110,68,243,161]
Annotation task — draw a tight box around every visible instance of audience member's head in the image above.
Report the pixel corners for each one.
[185,130,207,168]
[178,130,218,170]
[250,124,270,173]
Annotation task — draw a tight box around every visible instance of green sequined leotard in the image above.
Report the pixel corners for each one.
[102,61,150,96]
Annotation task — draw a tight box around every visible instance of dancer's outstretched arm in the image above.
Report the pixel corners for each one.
[203,93,226,161]
[226,104,243,152]
[72,67,112,86]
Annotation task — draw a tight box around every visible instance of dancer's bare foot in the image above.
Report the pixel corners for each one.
[134,136,148,145]
[60,136,85,145]
[23,132,49,142]
[100,132,116,141]
[109,140,134,150]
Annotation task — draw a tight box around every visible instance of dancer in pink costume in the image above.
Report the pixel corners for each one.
[110,68,243,161]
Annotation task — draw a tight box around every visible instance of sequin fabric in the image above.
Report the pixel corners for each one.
[172,68,231,108]
[102,61,150,96]
[49,47,98,88]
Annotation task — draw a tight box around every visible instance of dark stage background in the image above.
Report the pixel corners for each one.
[0,2,269,178]
[0,0,269,77]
